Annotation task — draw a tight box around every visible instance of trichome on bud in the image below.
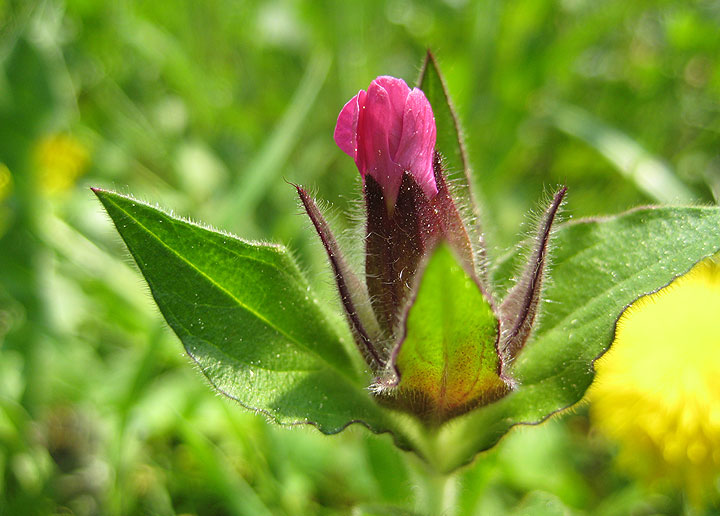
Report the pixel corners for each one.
[296,73,567,425]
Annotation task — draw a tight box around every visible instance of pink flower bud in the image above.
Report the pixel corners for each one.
[334,76,438,206]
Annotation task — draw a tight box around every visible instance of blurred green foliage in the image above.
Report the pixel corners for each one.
[0,0,718,514]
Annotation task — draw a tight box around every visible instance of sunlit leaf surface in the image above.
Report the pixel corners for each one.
[429,207,720,472]
[93,189,395,434]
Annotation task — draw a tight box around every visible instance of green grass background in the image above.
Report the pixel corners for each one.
[0,0,719,514]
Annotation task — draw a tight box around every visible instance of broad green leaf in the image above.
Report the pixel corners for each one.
[94,189,720,472]
[425,206,720,472]
[392,244,507,424]
[93,189,395,434]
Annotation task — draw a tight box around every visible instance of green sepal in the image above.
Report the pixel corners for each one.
[416,51,471,200]
[417,51,487,275]
[381,244,509,425]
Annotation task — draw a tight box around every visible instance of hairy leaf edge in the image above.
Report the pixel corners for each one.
[92,188,414,444]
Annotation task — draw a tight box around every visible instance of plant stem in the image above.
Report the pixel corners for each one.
[409,457,459,516]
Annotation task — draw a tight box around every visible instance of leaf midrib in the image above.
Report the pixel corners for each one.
[162,291,323,373]
[103,193,359,383]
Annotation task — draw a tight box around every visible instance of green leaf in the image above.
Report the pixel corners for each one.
[427,206,720,472]
[94,189,720,472]
[416,51,473,207]
[92,189,395,434]
[390,244,508,424]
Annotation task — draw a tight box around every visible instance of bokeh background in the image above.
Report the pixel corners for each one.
[1,0,719,514]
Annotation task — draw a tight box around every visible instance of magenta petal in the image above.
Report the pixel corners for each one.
[334,92,362,159]
[373,76,410,105]
[361,81,403,205]
[394,88,437,197]
[373,76,410,156]
[353,90,368,173]
[333,76,438,205]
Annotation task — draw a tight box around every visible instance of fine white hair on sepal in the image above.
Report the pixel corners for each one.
[497,186,567,371]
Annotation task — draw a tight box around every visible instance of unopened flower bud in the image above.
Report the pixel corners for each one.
[297,71,566,425]
[334,76,437,209]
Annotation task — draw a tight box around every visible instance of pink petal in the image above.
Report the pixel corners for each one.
[360,80,404,204]
[372,76,410,156]
[334,92,362,159]
[394,88,437,197]
[353,89,368,172]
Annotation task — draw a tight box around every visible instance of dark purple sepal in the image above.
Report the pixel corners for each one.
[295,185,386,369]
[497,186,567,373]
[365,173,440,336]
[365,156,482,338]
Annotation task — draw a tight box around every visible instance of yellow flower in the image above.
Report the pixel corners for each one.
[589,256,720,504]
[33,133,90,194]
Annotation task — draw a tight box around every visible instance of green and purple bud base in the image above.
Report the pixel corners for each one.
[299,72,568,424]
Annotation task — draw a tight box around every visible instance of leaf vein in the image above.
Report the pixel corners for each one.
[104,194,355,381]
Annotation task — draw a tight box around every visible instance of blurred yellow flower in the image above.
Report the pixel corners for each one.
[33,133,90,194]
[590,256,720,504]
[0,163,12,201]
